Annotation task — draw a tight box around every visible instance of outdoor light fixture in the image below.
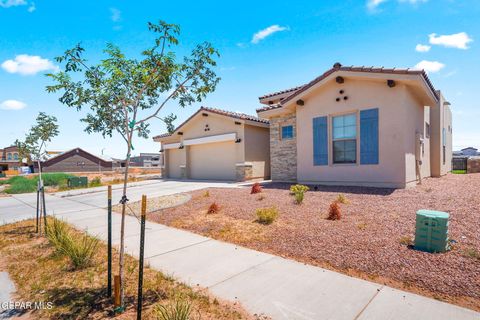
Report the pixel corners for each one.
[387,80,396,88]
[336,76,344,84]
[177,132,183,135]
[179,145,184,149]
[235,138,242,143]
[296,99,304,106]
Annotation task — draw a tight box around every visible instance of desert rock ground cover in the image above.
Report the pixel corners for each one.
[0,220,259,319]
[146,173,480,311]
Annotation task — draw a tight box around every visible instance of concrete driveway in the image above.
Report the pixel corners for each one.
[0,179,479,320]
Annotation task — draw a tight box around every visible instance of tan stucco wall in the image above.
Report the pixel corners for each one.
[295,78,430,188]
[403,87,431,186]
[244,124,270,178]
[158,111,270,180]
[430,92,453,177]
[166,148,183,178]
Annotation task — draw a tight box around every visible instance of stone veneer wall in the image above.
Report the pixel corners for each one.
[235,163,253,181]
[269,113,297,181]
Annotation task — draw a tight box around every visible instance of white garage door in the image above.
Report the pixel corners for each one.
[189,141,236,180]
[167,149,182,179]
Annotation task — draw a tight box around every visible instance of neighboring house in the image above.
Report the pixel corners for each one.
[256,63,452,188]
[455,147,479,157]
[34,148,114,173]
[130,153,162,167]
[153,107,270,181]
[0,145,24,172]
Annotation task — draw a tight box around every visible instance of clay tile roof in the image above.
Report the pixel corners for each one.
[153,106,269,140]
[258,85,305,100]
[257,63,438,113]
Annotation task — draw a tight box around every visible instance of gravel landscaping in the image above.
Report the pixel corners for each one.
[147,174,480,311]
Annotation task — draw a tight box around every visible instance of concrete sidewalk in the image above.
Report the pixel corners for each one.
[1,191,479,320]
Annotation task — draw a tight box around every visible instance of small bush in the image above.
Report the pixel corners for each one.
[154,298,192,320]
[327,201,341,220]
[255,207,278,225]
[203,190,210,198]
[357,222,367,230]
[46,219,99,269]
[207,202,220,214]
[462,248,480,261]
[399,235,413,246]
[336,194,349,204]
[290,184,309,204]
[250,182,262,194]
[89,177,102,187]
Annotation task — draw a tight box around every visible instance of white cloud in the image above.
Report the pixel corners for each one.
[367,0,387,11]
[1,54,58,75]
[429,32,473,49]
[0,0,26,8]
[367,0,427,11]
[415,44,431,52]
[0,99,26,110]
[414,60,445,73]
[27,1,34,12]
[110,7,121,22]
[251,25,288,44]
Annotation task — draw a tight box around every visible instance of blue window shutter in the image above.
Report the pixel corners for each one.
[313,116,328,165]
[360,108,379,165]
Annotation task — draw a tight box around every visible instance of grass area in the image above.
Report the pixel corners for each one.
[0,173,75,194]
[0,219,256,319]
[452,170,467,174]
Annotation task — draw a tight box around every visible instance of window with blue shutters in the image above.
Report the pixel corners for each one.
[360,108,379,165]
[313,116,328,165]
[332,113,357,164]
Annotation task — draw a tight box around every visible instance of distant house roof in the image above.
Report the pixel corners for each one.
[153,106,269,140]
[41,148,113,167]
[461,147,478,151]
[257,63,439,113]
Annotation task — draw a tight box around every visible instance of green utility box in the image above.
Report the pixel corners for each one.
[0,172,5,178]
[414,209,450,253]
[67,176,88,188]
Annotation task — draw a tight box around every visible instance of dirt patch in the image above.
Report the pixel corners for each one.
[148,173,480,312]
[0,220,263,319]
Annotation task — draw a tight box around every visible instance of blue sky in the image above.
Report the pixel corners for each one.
[0,0,479,158]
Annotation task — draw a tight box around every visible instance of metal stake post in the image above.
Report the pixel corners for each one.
[136,195,147,320]
[107,185,112,297]
[36,180,40,233]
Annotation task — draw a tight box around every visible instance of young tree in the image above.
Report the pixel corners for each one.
[46,20,220,309]
[16,112,60,183]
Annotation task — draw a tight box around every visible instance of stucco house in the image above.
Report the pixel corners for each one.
[256,63,452,188]
[35,148,114,173]
[153,107,270,181]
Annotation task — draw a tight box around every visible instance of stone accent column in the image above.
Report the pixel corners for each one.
[236,163,253,181]
[269,113,297,181]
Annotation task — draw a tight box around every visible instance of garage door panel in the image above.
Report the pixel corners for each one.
[189,142,236,180]
[167,149,182,178]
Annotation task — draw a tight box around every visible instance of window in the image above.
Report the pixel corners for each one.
[13,153,18,160]
[332,113,357,164]
[425,122,430,139]
[7,153,12,160]
[281,125,294,140]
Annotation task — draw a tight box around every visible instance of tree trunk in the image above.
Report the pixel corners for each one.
[119,141,132,309]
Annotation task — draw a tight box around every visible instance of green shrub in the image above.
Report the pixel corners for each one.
[154,298,193,320]
[89,177,102,187]
[3,173,74,194]
[46,218,99,269]
[203,190,210,198]
[336,194,349,204]
[290,184,309,204]
[255,207,279,225]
